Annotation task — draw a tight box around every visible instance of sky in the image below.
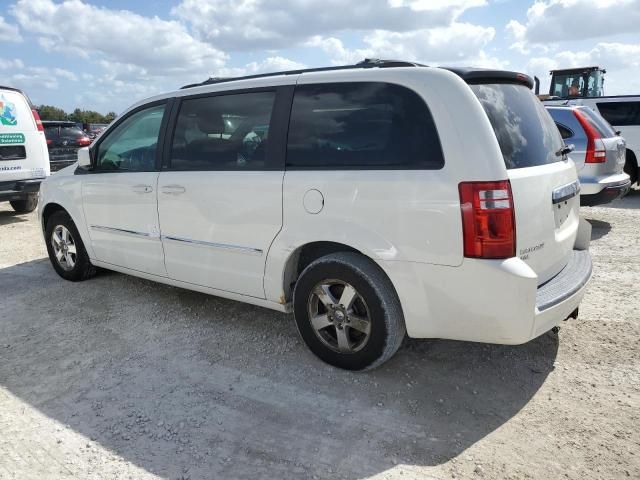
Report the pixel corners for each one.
[1,0,639,115]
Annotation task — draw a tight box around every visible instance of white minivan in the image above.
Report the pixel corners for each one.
[0,85,50,213]
[39,61,593,370]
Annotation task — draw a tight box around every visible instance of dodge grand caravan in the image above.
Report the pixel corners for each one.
[39,60,593,370]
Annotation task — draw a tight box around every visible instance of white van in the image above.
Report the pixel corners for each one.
[0,85,50,213]
[39,60,593,370]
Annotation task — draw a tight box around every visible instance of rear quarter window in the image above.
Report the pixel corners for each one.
[471,83,564,169]
[556,123,573,139]
[286,82,444,169]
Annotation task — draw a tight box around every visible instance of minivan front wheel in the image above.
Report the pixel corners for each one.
[45,211,96,281]
[293,252,405,371]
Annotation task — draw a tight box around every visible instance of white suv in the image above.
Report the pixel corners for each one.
[39,60,593,370]
[0,85,50,213]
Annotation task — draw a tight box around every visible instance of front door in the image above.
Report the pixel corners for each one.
[157,89,286,298]
[82,103,168,277]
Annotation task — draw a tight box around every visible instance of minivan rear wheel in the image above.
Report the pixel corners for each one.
[293,252,405,371]
[10,193,38,213]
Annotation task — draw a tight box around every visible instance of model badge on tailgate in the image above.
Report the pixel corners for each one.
[520,242,545,260]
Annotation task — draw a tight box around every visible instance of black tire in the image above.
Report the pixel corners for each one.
[624,152,638,186]
[10,193,38,213]
[293,252,405,371]
[45,211,96,282]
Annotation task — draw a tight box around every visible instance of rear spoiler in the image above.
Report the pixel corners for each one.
[442,68,534,90]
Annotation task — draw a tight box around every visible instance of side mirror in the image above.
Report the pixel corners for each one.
[78,147,92,169]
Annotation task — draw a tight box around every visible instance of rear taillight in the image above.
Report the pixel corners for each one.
[459,180,516,259]
[46,139,52,145]
[77,137,91,146]
[573,110,606,163]
[31,109,44,132]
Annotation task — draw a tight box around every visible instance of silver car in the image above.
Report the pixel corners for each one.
[546,105,631,206]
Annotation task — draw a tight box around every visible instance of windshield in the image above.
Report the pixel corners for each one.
[550,70,604,98]
[471,83,564,170]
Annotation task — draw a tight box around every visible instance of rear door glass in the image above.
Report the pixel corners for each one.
[470,83,564,169]
[286,82,444,169]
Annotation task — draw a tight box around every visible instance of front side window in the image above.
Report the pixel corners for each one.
[170,91,275,171]
[95,104,165,171]
[286,82,444,169]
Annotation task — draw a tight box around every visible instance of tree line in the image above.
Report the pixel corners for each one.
[36,105,117,125]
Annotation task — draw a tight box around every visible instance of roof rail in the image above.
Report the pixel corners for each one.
[180,58,427,89]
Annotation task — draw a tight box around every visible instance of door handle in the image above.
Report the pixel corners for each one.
[161,185,186,195]
[132,184,153,194]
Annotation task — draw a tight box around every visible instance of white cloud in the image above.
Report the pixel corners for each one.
[53,68,78,82]
[363,23,496,62]
[308,22,496,66]
[172,0,486,51]
[11,0,228,78]
[0,15,22,42]
[0,58,25,70]
[507,0,640,44]
[218,56,307,77]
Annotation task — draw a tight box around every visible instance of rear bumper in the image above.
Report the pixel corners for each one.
[0,178,43,202]
[531,250,591,338]
[580,172,631,206]
[381,249,592,344]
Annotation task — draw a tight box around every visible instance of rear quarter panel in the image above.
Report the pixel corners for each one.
[264,68,509,304]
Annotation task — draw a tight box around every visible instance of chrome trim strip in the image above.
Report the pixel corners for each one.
[552,180,581,204]
[90,225,154,238]
[161,235,263,256]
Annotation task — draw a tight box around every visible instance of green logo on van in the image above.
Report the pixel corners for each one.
[0,95,18,126]
[0,133,25,144]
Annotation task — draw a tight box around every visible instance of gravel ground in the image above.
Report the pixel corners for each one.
[0,191,639,480]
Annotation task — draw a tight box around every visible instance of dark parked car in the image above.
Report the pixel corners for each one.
[43,121,92,171]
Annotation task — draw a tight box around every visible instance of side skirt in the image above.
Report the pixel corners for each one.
[91,259,292,313]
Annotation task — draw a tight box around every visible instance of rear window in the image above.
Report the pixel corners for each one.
[579,107,616,137]
[60,126,86,138]
[470,83,564,169]
[286,82,444,169]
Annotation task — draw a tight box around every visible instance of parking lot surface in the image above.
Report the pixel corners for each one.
[1,192,639,480]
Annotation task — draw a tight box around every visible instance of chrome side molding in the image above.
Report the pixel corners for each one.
[90,225,156,238]
[89,225,263,255]
[162,235,263,256]
[552,180,581,204]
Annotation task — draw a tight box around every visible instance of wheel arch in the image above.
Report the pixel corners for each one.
[40,199,95,259]
[625,148,638,185]
[41,202,68,230]
[276,240,397,306]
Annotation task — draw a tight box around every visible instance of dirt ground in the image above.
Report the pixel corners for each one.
[0,191,639,480]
